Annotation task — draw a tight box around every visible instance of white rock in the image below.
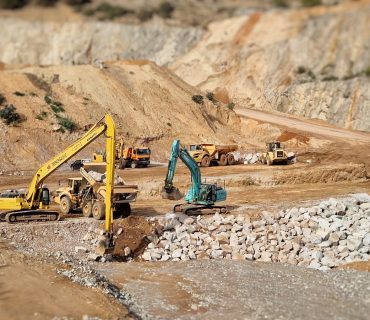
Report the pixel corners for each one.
[142,251,151,261]
[172,248,182,259]
[75,246,88,253]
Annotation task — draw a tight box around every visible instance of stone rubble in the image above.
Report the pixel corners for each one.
[141,194,370,270]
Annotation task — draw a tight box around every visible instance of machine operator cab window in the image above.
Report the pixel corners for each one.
[136,148,151,155]
[268,142,281,152]
[189,145,202,151]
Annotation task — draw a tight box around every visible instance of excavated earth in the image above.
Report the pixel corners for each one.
[1,1,370,319]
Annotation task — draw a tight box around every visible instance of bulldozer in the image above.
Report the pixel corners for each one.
[187,144,238,167]
[53,164,138,219]
[260,141,288,165]
[93,138,151,169]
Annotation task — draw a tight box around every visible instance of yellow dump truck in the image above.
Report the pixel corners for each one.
[187,144,238,167]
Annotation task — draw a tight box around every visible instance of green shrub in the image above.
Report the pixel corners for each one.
[13,91,25,96]
[35,0,57,6]
[0,94,6,105]
[206,91,216,103]
[192,95,204,105]
[50,103,65,113]
[44,95,64,113]
[57,115,76,132]
[66,0,90,6]
[35,111,48,120]
[365,67,370,77]
[307,69,316,80]
[322,75,338,82]
[167,122,172,127]
[94,3,133,20]
[0,104,21,125]
[227,102,235,111]
[44,95,53,104]
[0,0,29,9]
[157,1,174,18]
[296,66,306,74]
[273,0,288,8]
[137,9,154,21]
[301,0,321,7]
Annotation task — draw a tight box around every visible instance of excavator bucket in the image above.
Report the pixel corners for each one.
[162,187,183,201]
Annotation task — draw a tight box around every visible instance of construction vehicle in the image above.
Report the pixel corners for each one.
[53,164,138,219]
[187,144,238,167]
[94,138,151,169]
[0,115,116,238]
[162,140,227,215]
[260,141,288,165]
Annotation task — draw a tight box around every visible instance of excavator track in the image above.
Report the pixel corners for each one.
[3,210,59,224]
[173,203,227,216]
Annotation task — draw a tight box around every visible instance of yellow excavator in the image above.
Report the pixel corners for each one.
[0,114,116,237]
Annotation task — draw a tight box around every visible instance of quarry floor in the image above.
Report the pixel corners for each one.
[1,141,370,319]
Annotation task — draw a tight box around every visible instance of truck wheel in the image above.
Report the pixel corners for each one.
[60,196,71,215]
[218,154,227,166]
[119,159,126,169]
[115,203,131,219]
[227,154,235,165]
[82,201,93,217]
[201,156,210,167]
[92,202,105,220]
[131,162,137,169]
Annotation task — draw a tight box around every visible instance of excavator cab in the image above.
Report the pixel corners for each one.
[41,187,51,206]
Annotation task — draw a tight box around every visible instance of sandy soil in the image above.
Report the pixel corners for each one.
[0,241,131,320]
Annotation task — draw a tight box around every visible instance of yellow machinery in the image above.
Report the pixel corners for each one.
[187,144,238,167]
[0,115,116,236]
[94,138,151,169]
[53,166,138,219]
[260,141,288,165]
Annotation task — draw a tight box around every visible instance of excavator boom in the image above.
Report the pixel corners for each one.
[163,139,227,215]
[0,114,116,233]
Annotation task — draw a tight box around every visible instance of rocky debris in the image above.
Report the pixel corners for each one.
[242,152,296,164]
[141,194,370,270]
[243,153,261,165]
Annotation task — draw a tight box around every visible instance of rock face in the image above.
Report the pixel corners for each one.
[0,18,203,66]
[171,2,370,131]
[142,194,370,270]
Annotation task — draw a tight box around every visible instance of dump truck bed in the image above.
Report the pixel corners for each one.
[201,144,238,156]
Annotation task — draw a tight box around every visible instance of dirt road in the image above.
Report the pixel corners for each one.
[236,107,370,143]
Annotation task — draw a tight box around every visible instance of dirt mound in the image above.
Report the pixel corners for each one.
[112,216,155,259]
[0,60,245,170]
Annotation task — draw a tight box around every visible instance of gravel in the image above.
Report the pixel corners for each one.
[141,194,370,269]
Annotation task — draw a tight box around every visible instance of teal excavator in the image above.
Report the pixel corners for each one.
[162,140,227,215]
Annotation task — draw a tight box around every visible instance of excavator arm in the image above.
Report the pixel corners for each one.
[163,140,201,201]
[163,139,227,213]
[1,114,116,233]
[26,116,108,205]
